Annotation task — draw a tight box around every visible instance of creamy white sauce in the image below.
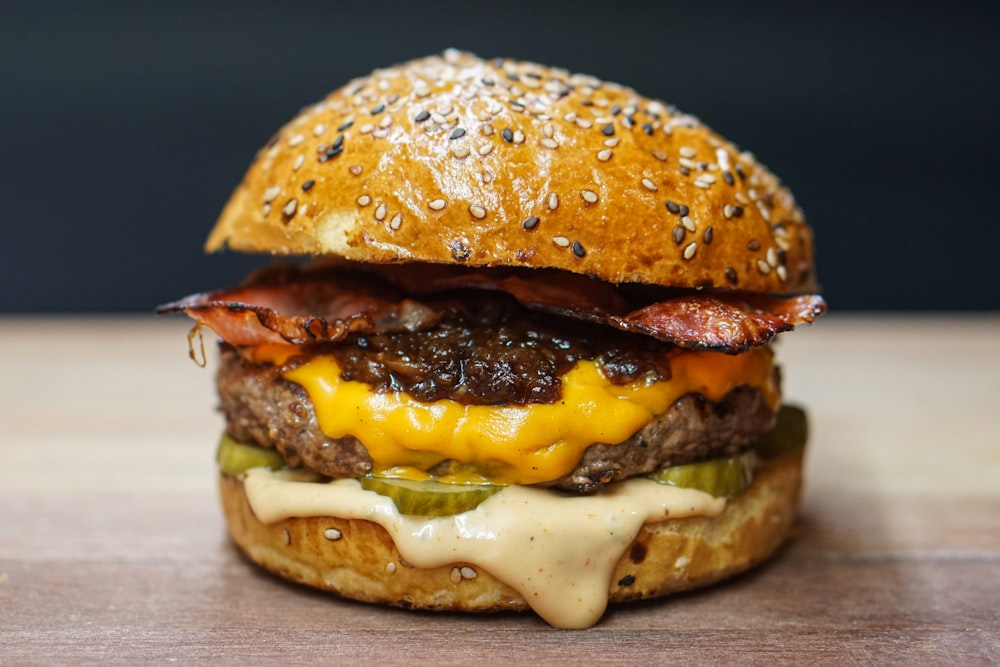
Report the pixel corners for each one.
[243,469,725,628]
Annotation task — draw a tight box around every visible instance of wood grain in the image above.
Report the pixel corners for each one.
[1,315,998,664]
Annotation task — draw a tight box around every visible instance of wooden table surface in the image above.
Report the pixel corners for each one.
[2,315,998,664]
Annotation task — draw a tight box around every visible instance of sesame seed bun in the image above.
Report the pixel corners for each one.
[219,449,804,617]
[206,49,817,294]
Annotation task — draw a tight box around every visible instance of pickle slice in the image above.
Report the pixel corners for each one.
[754,405,808,459]
[216,434,285,476]
[360,476,503,517]
[649,452,755,497]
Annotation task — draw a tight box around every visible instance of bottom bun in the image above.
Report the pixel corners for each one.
[219,449,804,617]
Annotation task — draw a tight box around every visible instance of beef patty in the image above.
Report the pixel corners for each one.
[217,346,777,493]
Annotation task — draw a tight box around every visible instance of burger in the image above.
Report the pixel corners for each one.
[159,50,825,629]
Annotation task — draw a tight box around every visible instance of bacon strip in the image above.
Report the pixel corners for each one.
[158,263,825,352]
[156,273,446,346]
[371,264,826,353]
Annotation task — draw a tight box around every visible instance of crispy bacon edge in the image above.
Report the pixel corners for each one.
[156,264,825,353]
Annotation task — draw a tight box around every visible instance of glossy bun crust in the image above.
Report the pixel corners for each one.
[219,450,803,616]
[207,50,817,294]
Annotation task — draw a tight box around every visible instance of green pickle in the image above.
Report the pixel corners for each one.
[360,476,503,517]
[216,434,285,475]
[649,452,755,497]
[754,405,808,459]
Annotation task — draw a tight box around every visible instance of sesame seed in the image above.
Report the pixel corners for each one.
[735,164,747,180]
[678,204,690,217]
[386,562,397,574]
[379,115,393,129]
[547,193,559,210]
[282,529,290,545]
[716,148,731,170]
[699,173,717,184]
[665,200,680,214]
[748,239,761,251]
[767,247,779,267]
[542,123,554,138]
[641,178,657,192]
[313,123,326,137]
[672,227,685,244]
[460,566,477,580]
[725,267,739,284]
[282,199,298,218]
[450,127,466,140]
[263,186,281,203]
[301,179,315,192]
[540,137,559,149]
[370,103,385,115]
[522,216,540,230]
[293,154,305,171]
[601,123,615,136]
[348,164,363,176]
[704,226,714,244]
[572,240,586,257]
[683,242,698,260]
[512,130,525,144]
[651,149,668,161]
[323,528,342,541]
[580,189,599,203]
[428,198,446,210]
[679,146,696,158]
[337,119,354,132]
[261,203,270,217]
[469,205,487,219]
[451,145,470,158]
[604,137,620,147]
[757,201,772,222]
[678,157,698,170]
[776,265,788,281]
[723,204,733,219]
[575,118,593,129]
[359,123,374,134]
[389,213,402,230]
[681,216,696,232]
[414,110,430,123]
[288,133,304,147]
[597,148,613,161]
[374,203,387,220]
[731,205,744,217]
[723,170,735,186]
[450,568,462,584]
[642,122,654,135]
[501,127,514,142]
[357,194,372,207]
[693,178,711,189]
[552,235,571,248]
[757,259,772,275]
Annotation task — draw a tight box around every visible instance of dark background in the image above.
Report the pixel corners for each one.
[2,1,997,313]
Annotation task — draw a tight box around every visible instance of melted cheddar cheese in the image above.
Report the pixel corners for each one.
[254,346,777,486]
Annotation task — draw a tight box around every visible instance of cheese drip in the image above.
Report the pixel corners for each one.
[277,346,776,485]
[243,468,725,628]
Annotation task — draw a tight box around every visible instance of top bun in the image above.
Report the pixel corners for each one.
[207,50,817,294]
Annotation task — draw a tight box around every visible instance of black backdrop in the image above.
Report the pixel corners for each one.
[3,0,997,312]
